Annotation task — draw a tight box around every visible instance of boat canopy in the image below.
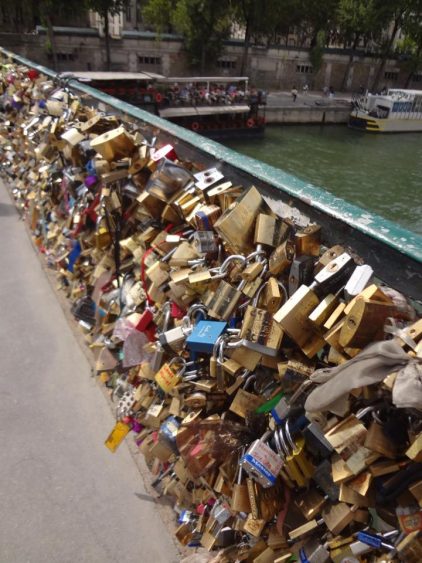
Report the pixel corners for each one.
[159,105,250,118]
[68,71,165,82]
[160,76,249,83]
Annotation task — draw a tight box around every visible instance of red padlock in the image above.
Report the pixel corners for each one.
[135,308,154,332]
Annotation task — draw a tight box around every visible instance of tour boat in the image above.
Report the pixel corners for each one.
[67,72,266,139]
[349,89,422,132]
[154,76,266,139]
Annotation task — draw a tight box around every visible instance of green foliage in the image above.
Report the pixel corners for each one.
[143,0,176,33]
[86,0,128,17]
[171,0,232,71]
[309,30,325,72]
[337,0,379,46]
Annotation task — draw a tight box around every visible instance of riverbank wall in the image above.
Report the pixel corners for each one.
[265,105,350,124]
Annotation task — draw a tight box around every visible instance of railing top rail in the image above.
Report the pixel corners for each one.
[1,46,421,292]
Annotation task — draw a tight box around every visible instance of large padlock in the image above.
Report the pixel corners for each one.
[241,431,284,488]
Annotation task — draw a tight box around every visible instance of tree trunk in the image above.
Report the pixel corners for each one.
[341,35,359,91]
[372,17,401,92]
[405,45,422,88]
[103,9,111,71]
[45,14,58,71]
[200,44,206,75]
[405,71,414,88]
[240,18,251,76]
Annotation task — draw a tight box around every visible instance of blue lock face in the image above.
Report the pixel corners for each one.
[186,320,227,354]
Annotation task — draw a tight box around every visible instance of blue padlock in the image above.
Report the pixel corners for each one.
[186,320,227,354]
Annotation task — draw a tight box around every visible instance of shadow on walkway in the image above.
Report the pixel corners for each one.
[0,202,17,217]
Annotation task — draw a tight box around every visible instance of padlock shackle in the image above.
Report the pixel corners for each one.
[284,419,299,453]
[218,254,247,274]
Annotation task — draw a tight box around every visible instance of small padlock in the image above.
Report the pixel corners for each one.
[239,283,284,357]
[229,374,265,418]
[186,319,227,354]
[231,449,252,513]
[193,231,218,254]
[155,356,186,393]
[158,315,192,352]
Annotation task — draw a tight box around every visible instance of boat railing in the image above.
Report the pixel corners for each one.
[0,46,421,302]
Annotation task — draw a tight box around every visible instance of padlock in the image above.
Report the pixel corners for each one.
[273,285,320,349]
[229,374,265,418]
[192,230,217,255]
[288,255,314,296]
[146,158,193,202]
[158,315,192,352]
[299,538,330,563]
[231,449,252,513]
[90,126,135,161]
[344,264,374,301]
[214,186,268,254]
[239,283,284,357]
[310,252,355,297]
[186,319,227,354]
[155,356,186,393]
[295,224,321,256]
[242,431,284,488]
[254,213,290,248]
[268,239,295,276]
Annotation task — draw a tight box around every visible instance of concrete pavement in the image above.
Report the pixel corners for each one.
[0,183,179,563]
[267,90,352,108]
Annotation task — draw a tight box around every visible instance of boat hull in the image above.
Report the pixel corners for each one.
[349,111,422,132]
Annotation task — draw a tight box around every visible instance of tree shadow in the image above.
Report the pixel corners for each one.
[0,203,17,217]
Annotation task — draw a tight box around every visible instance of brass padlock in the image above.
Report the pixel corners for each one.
[90,126,135,161]
[254,213,290,247]
[268,239,295,276]
[229,375,265,418]
[295,224,321,256]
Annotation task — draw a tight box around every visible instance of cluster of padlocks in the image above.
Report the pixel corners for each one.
[0,61,421,563]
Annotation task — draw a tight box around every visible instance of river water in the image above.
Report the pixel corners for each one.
[225,124,422,235]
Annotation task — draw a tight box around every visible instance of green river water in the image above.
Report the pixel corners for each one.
[225,124,422,235]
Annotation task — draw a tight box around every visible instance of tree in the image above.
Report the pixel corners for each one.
[171,0,232,73]
[86,0,129,70]
[370,0,412,91]
[35,0,88,71]
[143,0,176,33]
[398,3,422,86]
[337,0,379,90]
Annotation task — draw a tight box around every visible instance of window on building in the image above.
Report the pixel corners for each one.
[384,71,398,81]
[412,73,422,82]
[216,60,236,70]
[126,4,132,21]
[296,64,313,74]
[138,56,161,65]
[47,53,77,62]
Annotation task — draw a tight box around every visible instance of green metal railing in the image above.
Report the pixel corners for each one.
[1,46,421,301]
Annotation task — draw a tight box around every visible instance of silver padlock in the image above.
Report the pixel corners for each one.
[241,431,283,488]
[158,315,192,352]
[193,231,218,255]
[344,264,374,301]
[310,252,355,297]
